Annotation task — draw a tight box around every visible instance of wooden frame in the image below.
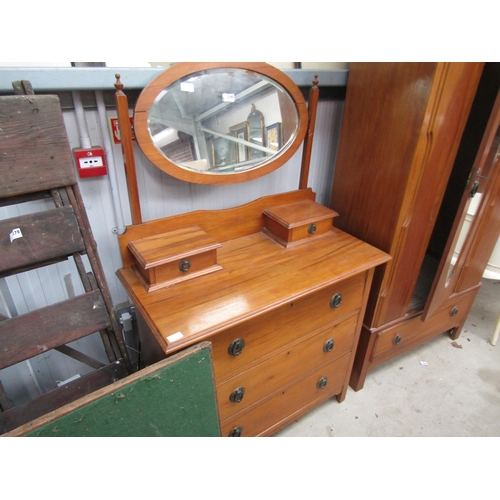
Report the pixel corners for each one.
[132,62,309,185]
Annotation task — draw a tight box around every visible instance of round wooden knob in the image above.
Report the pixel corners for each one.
[228,426,243,437]
[229,387,246,403]
[330,293,342,308]
[228,338,245,356]
[317,376,328,389]
[179,259,191,272]
[323,339,335,352]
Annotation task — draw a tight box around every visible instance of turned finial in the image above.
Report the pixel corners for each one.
[114,74,124,91]
[312,74,319,87]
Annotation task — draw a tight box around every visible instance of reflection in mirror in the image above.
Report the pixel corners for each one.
[247,104,265,161]
[147,67,299,175]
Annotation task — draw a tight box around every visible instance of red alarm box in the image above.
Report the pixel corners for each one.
[74,147,107,178]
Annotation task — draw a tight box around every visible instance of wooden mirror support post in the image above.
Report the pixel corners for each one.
[114,74,142,225]
[299,75,319,189]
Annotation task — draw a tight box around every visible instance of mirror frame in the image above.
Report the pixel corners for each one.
[134,62,309,185]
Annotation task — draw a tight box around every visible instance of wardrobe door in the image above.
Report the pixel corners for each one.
[364,63,482,327]
[423,84,500,320]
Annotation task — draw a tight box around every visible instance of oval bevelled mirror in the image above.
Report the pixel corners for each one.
[133,62,308,185]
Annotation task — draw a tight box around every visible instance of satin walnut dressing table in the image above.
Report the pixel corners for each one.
[113,63,390,436]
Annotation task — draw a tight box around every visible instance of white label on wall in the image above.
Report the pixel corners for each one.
[180,82,194,93]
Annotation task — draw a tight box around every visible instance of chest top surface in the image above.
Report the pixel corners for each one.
[117,221,390,354]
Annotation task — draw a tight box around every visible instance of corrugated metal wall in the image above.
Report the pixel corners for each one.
[0,83,344,405]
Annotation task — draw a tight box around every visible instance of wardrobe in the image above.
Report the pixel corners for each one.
[329,62,500,390]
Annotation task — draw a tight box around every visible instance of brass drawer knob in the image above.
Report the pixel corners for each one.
[228,338,245,356]
[229,387,245,403]
[392,333,402,345]
[323,338,335,352]
[330,293,342,308]
[179,259,191,272]
[228,426,243,437]
[308,223,317,234]
[317,376,328,389]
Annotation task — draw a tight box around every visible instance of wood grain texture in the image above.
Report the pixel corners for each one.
[114,75,142,224]
[0,206,85,277]
[349,285,480,391]
[216,314,357,421]
[209,275,365,382]
[128,225,221,268]
[117,227,390,356]
[330,62,484,328]
[0,290,110,369]
[220,354,350,437]
[118,188,316,268]
[0,95,77,198]
[117,191,390,436]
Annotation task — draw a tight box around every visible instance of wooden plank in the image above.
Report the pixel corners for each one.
[0,360,129,435]
[67,184,133,372]
[0,206,85,277]
[0,95,77,198]
[55,345,106,369]
[5,342,220,437]
[0,290,111,370]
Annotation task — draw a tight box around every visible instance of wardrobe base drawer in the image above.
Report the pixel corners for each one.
[371,288,479,366]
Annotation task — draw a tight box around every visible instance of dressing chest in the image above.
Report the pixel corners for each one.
[113,62,389,436]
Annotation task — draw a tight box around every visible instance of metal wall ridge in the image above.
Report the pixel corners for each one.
[0,67,348,93]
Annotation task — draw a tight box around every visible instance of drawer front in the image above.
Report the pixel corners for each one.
[211,272,366,382]
[290,218,334,243]
[155,249,218,283]
[221,353,351,437]
[217,314,358,421]
[371,289,478,365]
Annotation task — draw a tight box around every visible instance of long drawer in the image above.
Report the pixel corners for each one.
[220,352,351,437]
[217,313,358,421]
[211,272,366,383]
[371,287,478,366]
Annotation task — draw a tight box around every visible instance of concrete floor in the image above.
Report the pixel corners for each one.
[275,278,500,437]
